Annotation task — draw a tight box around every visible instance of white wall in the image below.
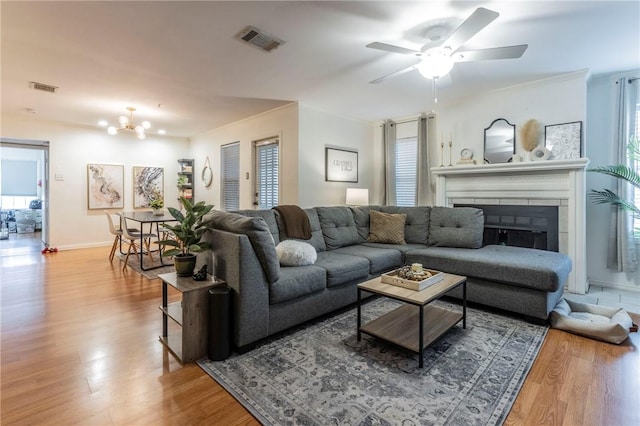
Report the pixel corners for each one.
[437,70,588,164]
[298,105,374,207]
[1,113,190,249]
[189,103,299,209]
[371,71,589,206]
[586,70,640,291]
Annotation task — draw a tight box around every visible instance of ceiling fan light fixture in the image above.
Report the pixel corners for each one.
[417,48,454,79]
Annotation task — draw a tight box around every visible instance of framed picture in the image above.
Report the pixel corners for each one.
[325,147,358,182]
[87,163,124,209]
[545,121,582,160]
[133,166,164,208]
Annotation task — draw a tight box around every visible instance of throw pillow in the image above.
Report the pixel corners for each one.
[367,210,406,244]
[276,240,317,267]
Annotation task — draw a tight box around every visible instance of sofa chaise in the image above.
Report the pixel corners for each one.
[202,206,571,350]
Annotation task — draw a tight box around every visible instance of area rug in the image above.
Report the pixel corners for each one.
[116,253,174,279]
[198,298,548,426]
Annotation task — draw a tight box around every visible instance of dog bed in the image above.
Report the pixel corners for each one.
[550,298,634,344]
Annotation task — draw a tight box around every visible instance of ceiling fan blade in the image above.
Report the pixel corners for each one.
[369,64,419,84]
[366,42,421,55]
[444,7,499,53]
[454,44,528,62]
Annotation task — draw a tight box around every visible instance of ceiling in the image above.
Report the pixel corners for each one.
[2,1,639,138]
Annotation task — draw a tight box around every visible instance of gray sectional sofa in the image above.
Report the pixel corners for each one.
[202,206,571,350]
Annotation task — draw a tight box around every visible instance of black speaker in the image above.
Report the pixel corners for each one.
[208,285,231,361]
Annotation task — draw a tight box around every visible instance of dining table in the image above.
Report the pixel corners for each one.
[121,211,178,271]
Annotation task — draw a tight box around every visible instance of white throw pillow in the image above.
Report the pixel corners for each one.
[276,240,317,266]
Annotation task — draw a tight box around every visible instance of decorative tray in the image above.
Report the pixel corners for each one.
[381,267,444,291]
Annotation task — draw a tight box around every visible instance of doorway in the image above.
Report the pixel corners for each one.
[0,139,50,255]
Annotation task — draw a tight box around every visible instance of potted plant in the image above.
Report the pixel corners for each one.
[149,197,164,215]
[156,197,214,276]
[589,136,640,236]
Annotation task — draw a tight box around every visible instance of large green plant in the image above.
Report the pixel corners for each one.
[588,136,640,235]
[156,197,214,257]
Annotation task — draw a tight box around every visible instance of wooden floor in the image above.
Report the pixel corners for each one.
[1,245,638,425]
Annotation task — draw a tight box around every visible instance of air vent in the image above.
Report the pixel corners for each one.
[237,26,284,52]
[29,81,58,93]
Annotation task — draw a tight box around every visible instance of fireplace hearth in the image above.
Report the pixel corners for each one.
[456,204,559,252]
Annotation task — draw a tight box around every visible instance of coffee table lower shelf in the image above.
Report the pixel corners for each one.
[359,304,463,354]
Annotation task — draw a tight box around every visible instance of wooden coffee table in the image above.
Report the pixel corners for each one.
[357,272,467,368]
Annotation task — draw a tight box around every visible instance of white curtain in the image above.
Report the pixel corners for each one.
[607,76,638,272]
[382,120,397,206]
[416,113,436,205]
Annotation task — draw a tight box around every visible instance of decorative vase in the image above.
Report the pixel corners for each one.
[174,253,197,277]
[152,208,163,216]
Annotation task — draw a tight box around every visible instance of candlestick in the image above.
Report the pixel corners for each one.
[448,139,453,166]
[440,139,445,167]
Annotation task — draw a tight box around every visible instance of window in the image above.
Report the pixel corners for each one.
[634,104,640,237]
[221,142,239,211]
[395,136,417,207]
[254,138,279,209]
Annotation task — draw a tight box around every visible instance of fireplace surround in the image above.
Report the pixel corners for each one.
[432,158,589,294]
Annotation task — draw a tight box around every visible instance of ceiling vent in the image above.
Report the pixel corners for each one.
[237,26,284,52]
[29,81,58,93]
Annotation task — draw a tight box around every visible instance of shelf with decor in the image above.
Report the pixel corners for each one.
[177,159,194,202]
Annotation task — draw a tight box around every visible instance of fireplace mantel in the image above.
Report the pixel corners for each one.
[431,158,590,294]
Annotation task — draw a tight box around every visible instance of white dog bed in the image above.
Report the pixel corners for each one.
[549,298,634,344]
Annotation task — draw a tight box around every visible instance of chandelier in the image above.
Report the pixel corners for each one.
[107,107,151,140]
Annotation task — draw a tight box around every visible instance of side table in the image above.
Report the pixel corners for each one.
[158,272,225,363]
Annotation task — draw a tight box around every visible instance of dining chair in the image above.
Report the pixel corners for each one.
[104,211,141,261]
[118,212,156,271]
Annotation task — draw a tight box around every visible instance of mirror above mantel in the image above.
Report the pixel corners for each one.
[484,118,515,163]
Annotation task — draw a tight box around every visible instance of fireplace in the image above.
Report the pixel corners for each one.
[455,204,559,252]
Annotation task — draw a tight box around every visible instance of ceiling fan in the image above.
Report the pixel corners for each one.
[367,7,528,84]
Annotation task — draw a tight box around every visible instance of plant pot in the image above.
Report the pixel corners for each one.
[152,208,163,216]
[174,253,197,277]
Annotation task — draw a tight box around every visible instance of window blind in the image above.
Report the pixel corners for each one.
[1,160,37,196]
[255,140,279,209]
[221,142,240,211]
[395,137,417,207]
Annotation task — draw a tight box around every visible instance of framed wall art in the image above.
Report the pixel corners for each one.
[325,147,358,182]
[545,121,582,160]
[133,166,164,208]
[87,163,124,209]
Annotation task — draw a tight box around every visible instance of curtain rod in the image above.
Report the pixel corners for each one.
[380,114,436,127]
[630,77,639,83]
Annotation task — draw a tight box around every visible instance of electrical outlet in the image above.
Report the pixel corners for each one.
[55,173,64,181]
[245,172,250,180]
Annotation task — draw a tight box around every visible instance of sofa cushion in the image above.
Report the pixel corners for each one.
[276,208,326,252]
[316,206,360,250]
[367,210,406,244]
[405,245,572,292]
[429,206,484,248]
[351,206,381,242]
[314,251,369,287]
[362,242,429,260]
[205,210,280,284]
[276,240,317,266]
[331,245,402,274]
[380,206,430,245]
[234,209,280,245]
[270,265,327,305]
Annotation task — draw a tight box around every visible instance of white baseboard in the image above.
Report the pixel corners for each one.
[588,279,640,293]
[56,241,112,251]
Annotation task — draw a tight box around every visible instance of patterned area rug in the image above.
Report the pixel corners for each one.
[198,298,548,425]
